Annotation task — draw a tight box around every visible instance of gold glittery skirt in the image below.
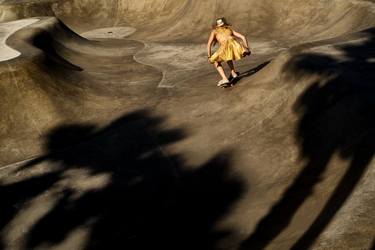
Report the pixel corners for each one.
[209,38,249,63]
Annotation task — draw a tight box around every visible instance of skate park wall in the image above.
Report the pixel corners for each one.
[1,0,375,166]
[1,0,375,43]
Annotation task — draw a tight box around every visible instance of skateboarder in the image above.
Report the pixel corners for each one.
[207,17,251,87]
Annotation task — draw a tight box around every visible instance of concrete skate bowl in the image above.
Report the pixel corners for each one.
[1,1,375,250]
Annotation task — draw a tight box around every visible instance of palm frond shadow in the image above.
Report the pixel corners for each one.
[0,109,246,250]
[240,28,375,250]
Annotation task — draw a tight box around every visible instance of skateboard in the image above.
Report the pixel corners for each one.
[220,82,234,88]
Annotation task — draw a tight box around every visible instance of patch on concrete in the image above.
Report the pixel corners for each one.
[80,27,137,39]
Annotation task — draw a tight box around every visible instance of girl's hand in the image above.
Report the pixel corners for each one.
[243,47,251,56]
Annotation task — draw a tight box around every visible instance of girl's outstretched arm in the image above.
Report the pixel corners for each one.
[232,30,249,49]
[207,30,215,59]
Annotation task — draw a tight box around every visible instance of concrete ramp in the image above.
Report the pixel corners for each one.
[0,1,375,250]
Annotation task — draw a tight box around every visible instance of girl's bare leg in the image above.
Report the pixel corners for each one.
[214,62,229,81]
[227,60,238,77]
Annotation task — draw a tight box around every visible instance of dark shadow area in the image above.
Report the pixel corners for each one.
[33,28,83,71]
[0,109,245,250]
[240,28,375,249]
[239,61,270,78]
[223,61,270,88]
[0,173,61,250]
[227,61,270,87]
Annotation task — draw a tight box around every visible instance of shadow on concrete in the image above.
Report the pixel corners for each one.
[0,109,245,250]
[32,28,83,71]
[239,61,270,78]
[240,28,375,249]
[228,61,270,87]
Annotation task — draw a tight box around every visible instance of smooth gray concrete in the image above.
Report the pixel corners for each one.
[0,1,375,250]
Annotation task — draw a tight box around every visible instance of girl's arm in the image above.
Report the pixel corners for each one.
[232,30,249,49]
[207,30,215,58]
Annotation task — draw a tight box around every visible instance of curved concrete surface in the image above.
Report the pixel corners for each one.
[0,1,375,250]
[0,18,38,61]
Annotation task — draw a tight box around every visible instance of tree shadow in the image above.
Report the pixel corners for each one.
[0,109,245,250]
[240,28,375,249]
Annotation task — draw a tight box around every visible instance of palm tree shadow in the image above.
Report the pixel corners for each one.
[0,109,246,250]
[240,28,375,249]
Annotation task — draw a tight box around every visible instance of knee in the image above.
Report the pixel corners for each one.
[214,62,222,68]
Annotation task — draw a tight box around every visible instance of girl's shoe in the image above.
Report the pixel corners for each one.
[229,72,239,81]
[217,79,230,87]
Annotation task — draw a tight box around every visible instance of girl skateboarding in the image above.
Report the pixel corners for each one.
[207,17,251,87]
